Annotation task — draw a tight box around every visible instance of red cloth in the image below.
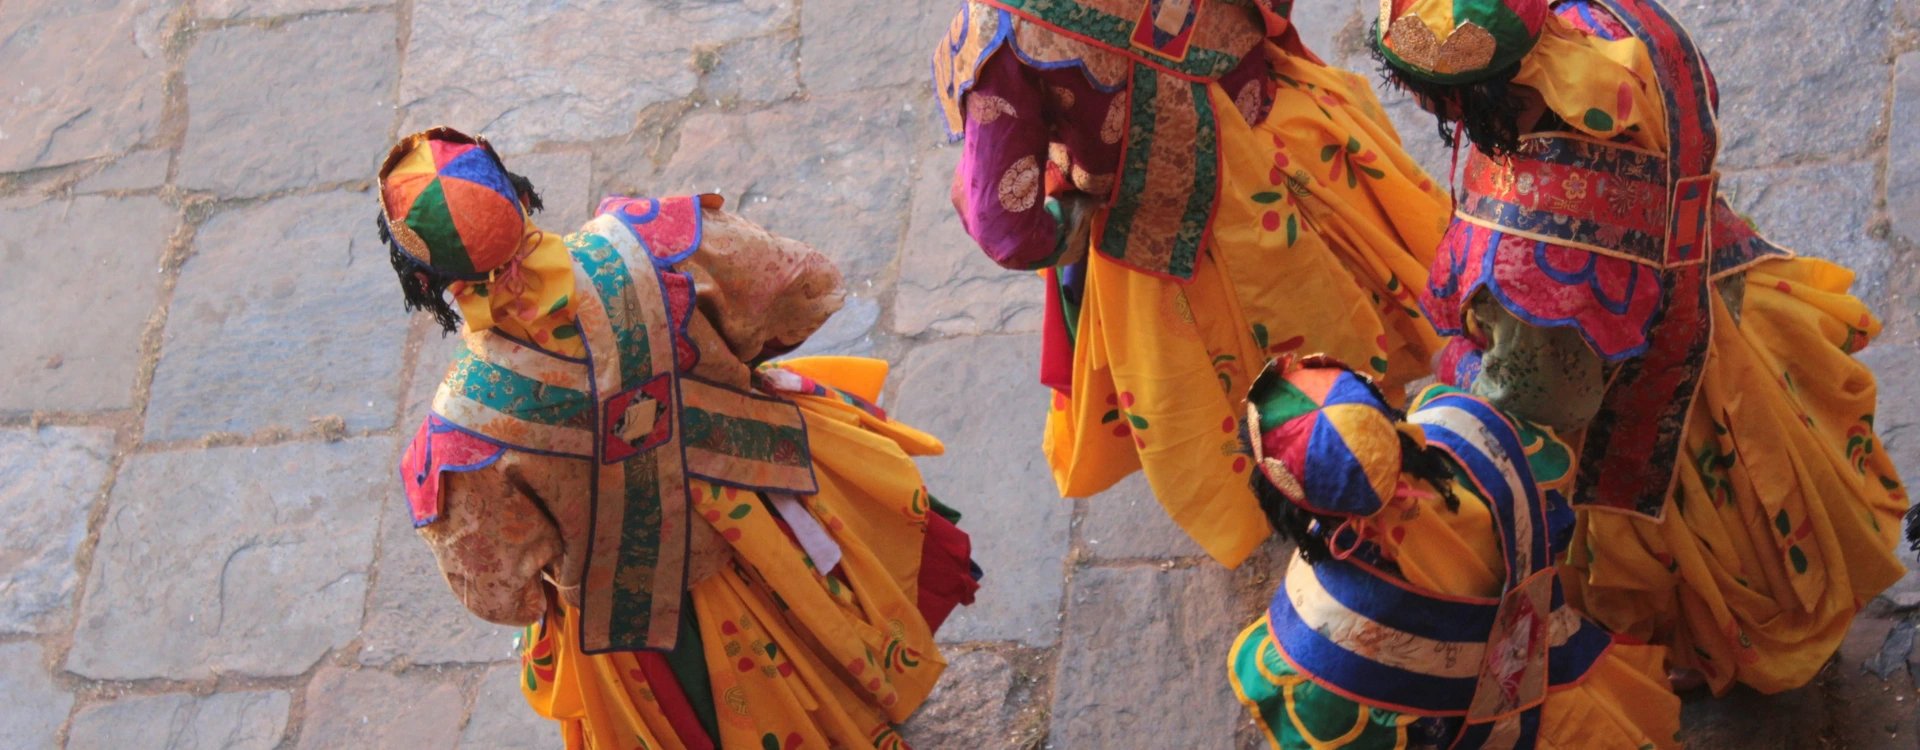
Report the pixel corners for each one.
[400,415,505,527]
[915,513,980,633]
[636,653,715,750]
[1040,267,1075,395]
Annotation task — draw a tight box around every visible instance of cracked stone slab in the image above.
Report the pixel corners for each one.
[65,438,386,681]
[1292,0,1363,66]
[0,426,115,634]
[800,0,957,94]
[400,0,789,152]
[1048,564,1264,749]
[460,663,559,748]
[360,487,517,667]
[1721,163,1890,310]
[1827,616,1920,748]
[1079,473,1207,560]
[1679,0,1888,169]
[1890,52,1920,246]
[197,0,373,18]
[893,143,1042,337]
[893,335,1070,646]
[1860,317,1920,503]
[0,195,175,414]
[900,649,1024,749]
[352,327,515,669]
[404,327,466,428]
[507,149,594,237]
[0,642,71,749]
[178,13,397,197]
[1859,316,1920,611]
[145,191,409,441]
[651,91,916,287]
[0,0,177,172]
[1678,684,1831,748]
[76,148,171,193]
[68,690,291,750]
[701,34,802,104]
[298,666,466,750]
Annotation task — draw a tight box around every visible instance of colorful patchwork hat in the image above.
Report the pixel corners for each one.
[1375,0,1549,84]
[378,127,527,281]
[1246,357,1419,520]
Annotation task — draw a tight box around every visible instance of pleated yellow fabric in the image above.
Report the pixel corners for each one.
[1044,44,1450,567]
[1562,259,1908,694]
[1486,12,1913,694]
[519,359,948,749]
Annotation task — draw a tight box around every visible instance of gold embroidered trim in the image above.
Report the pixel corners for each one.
[1099,96,1128,144]
[1387,15,1497,75]
[968,93,1019,125]
[998,155,1042,212]
[1232,78,1264,125]
[1071,165,1115,196]
[1051,85,1077,110]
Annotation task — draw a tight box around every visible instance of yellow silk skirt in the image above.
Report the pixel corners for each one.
[1044,44,1450,567]
[519,357,949,749]
[1562,258,1909,694]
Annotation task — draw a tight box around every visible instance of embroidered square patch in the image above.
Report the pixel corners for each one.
[1130,0,1201,62]
[1468,569,1554,722]
[1666,174,1715,266]
[602,373,674,463]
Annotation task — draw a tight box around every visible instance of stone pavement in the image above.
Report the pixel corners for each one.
[0,0,1917,747]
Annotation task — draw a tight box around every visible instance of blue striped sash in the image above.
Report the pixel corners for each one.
[1267,391,1611,746]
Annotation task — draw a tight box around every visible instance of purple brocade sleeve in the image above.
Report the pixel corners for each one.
[954,51,1063,270]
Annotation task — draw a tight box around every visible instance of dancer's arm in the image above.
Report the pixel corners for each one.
[951,51,1077,270]
[416,466,564,626]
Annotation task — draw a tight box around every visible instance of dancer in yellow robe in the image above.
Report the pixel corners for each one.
[935,0,1450,566]
[377,128,980,748]
[1371,0,1908,694]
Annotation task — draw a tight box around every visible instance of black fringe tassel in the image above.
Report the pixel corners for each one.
[1365,19,1530,157]
[1904,503,1920,553]
[378,213,463,334]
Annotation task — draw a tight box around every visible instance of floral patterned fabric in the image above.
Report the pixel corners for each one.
[1560,259,1908,695]
[403,189,974,744]
[1031,43,1450,566]
[1428,0,1909,695]
[949,24,1267,271]
[425,361,964,749]
[936,0,1296,279]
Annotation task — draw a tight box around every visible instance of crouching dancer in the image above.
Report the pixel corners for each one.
[1230,358,1678,748]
